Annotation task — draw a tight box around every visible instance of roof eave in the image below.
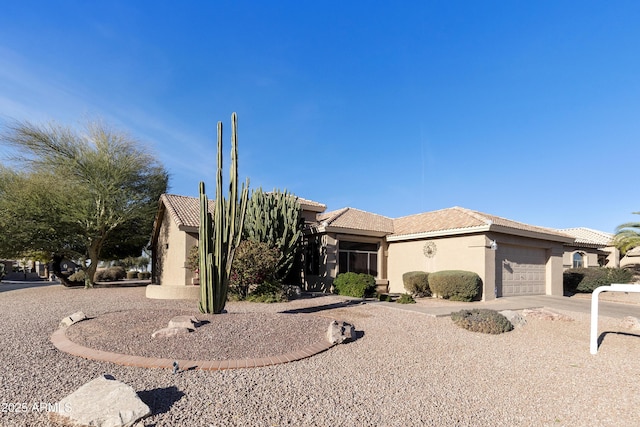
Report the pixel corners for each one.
[306,224,391,238]
[387,225,491,242]
[489,224,574,243]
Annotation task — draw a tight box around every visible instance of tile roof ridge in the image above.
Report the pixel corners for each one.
[562,226,613,236]
[394,206,457,220]
[452,206,494,225]
[160,193,186,228]
[344,206,394,219]
[319,207,349,225]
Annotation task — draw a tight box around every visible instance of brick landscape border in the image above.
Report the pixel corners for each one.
[50,327,335,370]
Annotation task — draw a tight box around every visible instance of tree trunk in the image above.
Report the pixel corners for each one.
[85,243,102,289]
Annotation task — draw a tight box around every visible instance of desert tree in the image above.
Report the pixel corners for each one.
[0,119,168,287]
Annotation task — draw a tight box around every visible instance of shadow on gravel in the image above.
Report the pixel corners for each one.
[598,331,640,348]
[137,386,185,419]
[279,300,366,314]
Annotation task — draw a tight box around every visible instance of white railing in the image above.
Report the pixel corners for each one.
[590,284,640,354]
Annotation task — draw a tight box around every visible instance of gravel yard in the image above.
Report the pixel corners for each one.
[1,284,640,426]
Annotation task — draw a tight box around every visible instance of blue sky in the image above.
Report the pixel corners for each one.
[0,1,638,233]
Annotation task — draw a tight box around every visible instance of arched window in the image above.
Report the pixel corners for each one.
[573,252,585,268]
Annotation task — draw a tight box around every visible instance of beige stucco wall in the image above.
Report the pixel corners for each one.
[153,209,198,286]
[387,234,491,299]
[562,247,599,269]
[387,233,565,300]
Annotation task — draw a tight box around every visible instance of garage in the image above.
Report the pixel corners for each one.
[496,245,547,297]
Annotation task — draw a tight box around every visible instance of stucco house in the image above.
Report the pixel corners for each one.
[557,227,619,269]
[147,193,621,301]
[146,193,327,299]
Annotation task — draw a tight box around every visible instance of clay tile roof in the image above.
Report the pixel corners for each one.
[161,193,325,229]
[297,197,326,212]
[318,207,394,233]
[559,227,613,247]
[161,194,214,229]
[392,206,571,240]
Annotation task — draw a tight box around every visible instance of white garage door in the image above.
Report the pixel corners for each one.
[497,245,546,297]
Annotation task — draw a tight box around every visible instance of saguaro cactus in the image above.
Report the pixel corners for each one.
[199,112,249,314]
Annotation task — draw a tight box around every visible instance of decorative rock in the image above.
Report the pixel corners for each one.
[283,285,302,299]
[620,316,640,330]
[48,374,151,427]
[499,310,527,327]
[327,320,356,344]
[59,311,87,328]
[168,315,199,330]
[522,308,573,321]
[151,327,191,338]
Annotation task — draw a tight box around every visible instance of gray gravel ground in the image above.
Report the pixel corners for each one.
[2,284,640,426]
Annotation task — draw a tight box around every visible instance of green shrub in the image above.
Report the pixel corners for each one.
[230,240,281,298]
[396,293,416,304]
[451,309,513,334]
[127,271,138,279]
[333,272,377,298]
[429,270,481,301]
[378,293,391,302]
[246,281,287,303]
[402,271,430,297]
[563,267,634,293]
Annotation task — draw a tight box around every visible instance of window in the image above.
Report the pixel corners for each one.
[573,252,584,268]
[338,241,378,277]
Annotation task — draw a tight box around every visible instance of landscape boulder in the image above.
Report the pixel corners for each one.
[499,310,527,327]
[327,320,355,344]
[151,327,191,338]
[48,374,150,427]
[59,311,87,328]
[168,315,199,330]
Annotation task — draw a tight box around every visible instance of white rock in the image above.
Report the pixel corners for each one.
[327,320,356,344]
[48,374,151,427]
[499,310,527,327]
[59,311,87,328]
[168,315,199,330]
[151,327,191,338]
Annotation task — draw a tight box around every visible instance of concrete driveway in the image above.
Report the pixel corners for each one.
[374,293,640,319]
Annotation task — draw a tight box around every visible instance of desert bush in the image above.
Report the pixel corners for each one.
[378,293,391,302]
[246,281,287,303]
[94,266,126,282]
[230,240,281,298]
[68,270,86,282]
[396,293,416,304]
[451,309,513,334]
[429,270,481,301]
[402,271,430,297]
[187,245,199,272]
[127,271,138,279]
[563,267,634,293]
[138,271,151,280]
[333,272,377,298]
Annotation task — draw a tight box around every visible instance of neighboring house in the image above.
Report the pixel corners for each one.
[148,193,619,301]
[557,228,619,269]
[621,246,640,269]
